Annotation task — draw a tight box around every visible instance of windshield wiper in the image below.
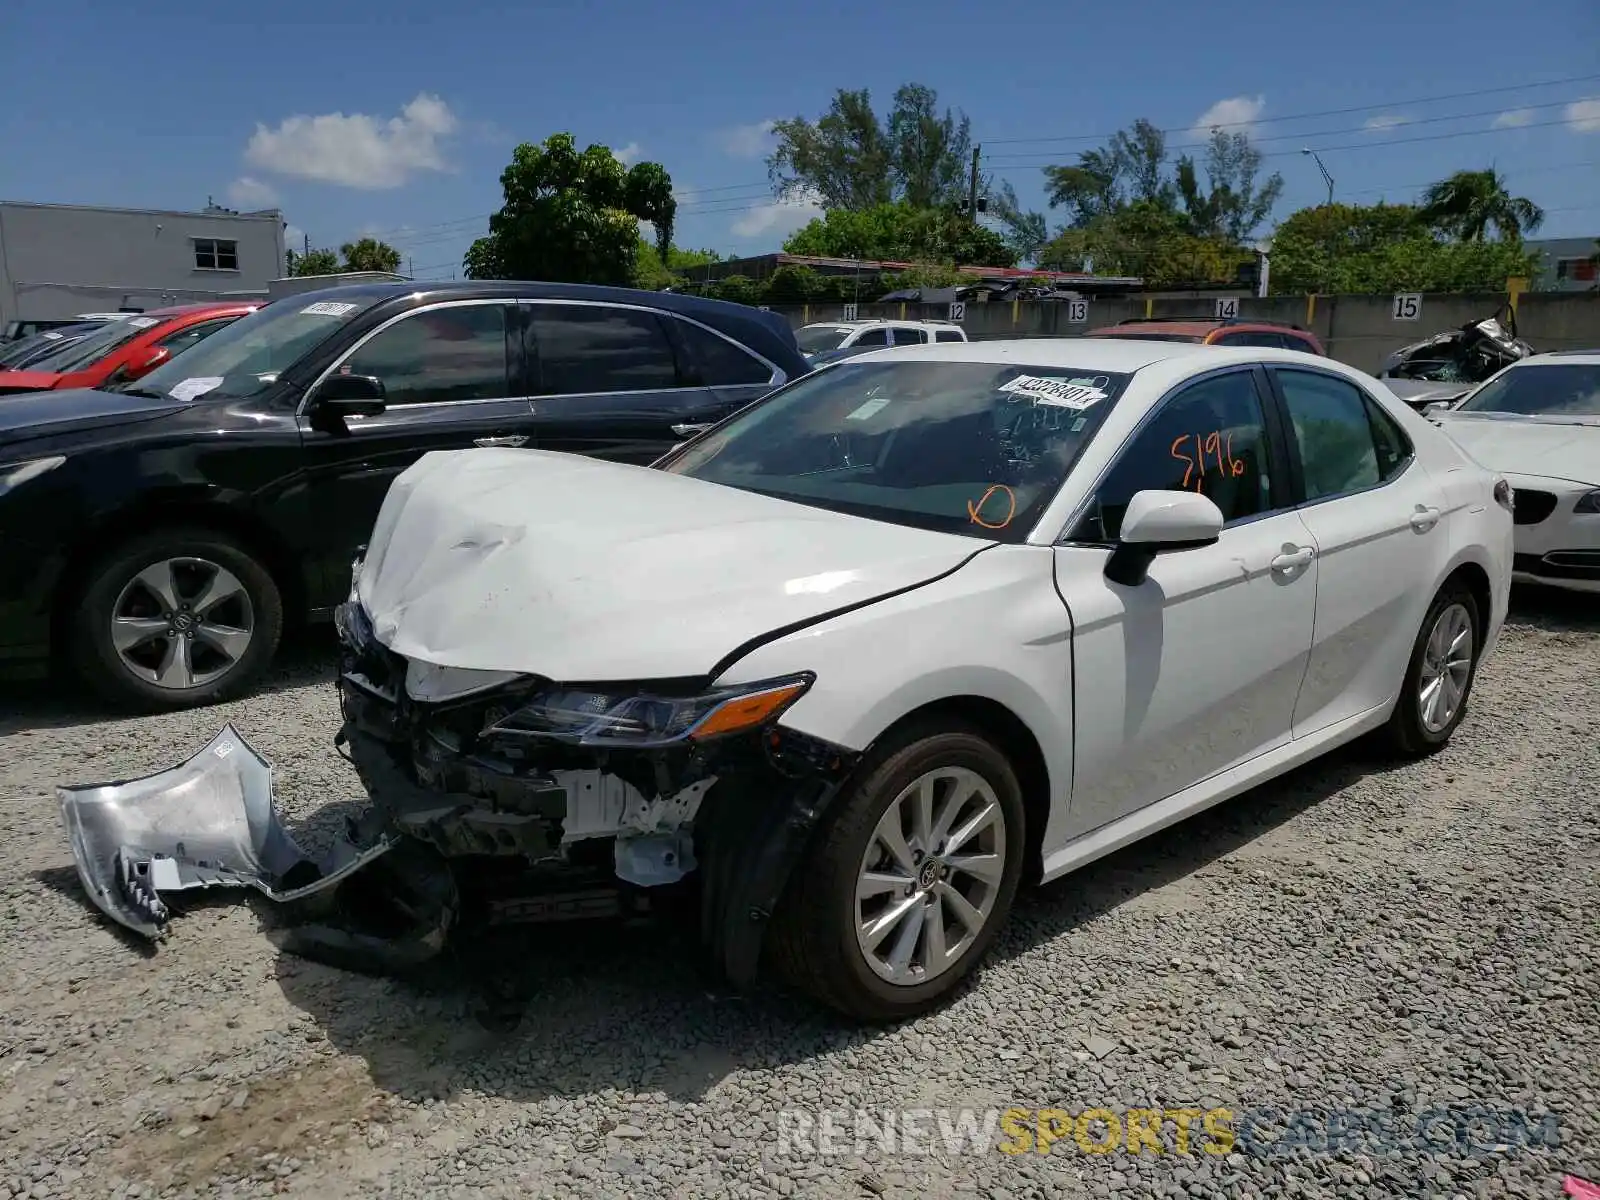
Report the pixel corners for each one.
[113,387,171,400]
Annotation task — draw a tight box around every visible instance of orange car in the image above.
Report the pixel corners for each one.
[1089,317,1326,355]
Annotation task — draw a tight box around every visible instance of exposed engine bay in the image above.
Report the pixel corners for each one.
[1379,306,1534,408]
[56,594,859,1024]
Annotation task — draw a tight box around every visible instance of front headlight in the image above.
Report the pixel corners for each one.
[0,455,66,500]
[482,673,814,747]
[1575,490,1600,515]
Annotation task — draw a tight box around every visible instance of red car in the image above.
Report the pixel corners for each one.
[0,302,261,395]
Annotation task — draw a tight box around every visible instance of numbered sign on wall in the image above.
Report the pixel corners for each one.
[1392,293,1423,321]
[949,301,966,322]
[1215,297,1240,320]
[1066,298,1089,324]
[841,303,858,321]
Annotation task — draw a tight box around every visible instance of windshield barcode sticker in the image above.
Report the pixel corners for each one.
[168,377,223,401]
[847,396,892,421]
[128,317,161,329]
[1000,375,1109,410]
[302,301,359,317]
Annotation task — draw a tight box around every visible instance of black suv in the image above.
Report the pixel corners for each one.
[0,281,808,708]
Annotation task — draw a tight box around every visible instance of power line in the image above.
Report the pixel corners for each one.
[987,107,1595,164]
[983,71,1600,147]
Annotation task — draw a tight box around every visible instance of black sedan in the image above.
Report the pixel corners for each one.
[0,280,807,708]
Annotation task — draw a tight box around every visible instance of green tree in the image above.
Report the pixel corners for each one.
[286,247,340,276]
[990,181,1050,265]
[1175,129,1284,242]
[463,134,676,285]
[1267,201,1538,293]
[782,201,1014,266]
[339,237,402,274]
[633,242,721,290]
[1043,119,1175,227]
[768,84,974,211]
[1418,169,1545,241]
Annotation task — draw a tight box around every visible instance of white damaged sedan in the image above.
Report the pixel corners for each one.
[66,339,1514,1023]
[1425,351,1600,595]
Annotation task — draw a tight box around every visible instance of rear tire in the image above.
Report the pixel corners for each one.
[1383,580,1481,756]
[769,720,1026,1022]
[72,527,283,711]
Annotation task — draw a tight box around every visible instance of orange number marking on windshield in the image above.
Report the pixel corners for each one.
[1169,431,1246,491]
[967,484,1017,529]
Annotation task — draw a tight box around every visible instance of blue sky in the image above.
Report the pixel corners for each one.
[2,0,1597,279]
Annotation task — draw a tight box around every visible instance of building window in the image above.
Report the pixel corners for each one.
[1554,257,1597,283]
[194,238,239,271]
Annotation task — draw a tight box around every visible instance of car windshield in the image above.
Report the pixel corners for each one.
[796,326,853,354]
[659,359,1133,541]
[22,316,158,373]
[135,296,381,401]
[0,325,89,367]
[1456,362,1600,418]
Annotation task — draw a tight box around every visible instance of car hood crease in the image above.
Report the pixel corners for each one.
[355,447,989,681]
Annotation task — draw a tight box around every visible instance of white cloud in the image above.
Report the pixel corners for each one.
[731,188,823,240]
[718,119,777,159]
[1362,114,1408,132]
[1192,95,1266,137]
[1566,98,1600,133]
[1492,108,1536,129]
[227,176,279,208]
[244,92,458,189]
[615,142,642,165]
[284,224,306,250]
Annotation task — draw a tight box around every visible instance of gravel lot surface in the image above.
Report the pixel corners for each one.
[1,589,1596,1200]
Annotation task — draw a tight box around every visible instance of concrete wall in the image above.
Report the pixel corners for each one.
[769,291,1600,373]
[0,202,286,323]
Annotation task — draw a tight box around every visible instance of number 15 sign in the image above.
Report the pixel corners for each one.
[1392,293,1423,321]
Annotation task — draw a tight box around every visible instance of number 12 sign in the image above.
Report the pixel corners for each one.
[1392,293,1423,321]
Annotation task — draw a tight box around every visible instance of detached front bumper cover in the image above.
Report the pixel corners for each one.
[57,724,393,939]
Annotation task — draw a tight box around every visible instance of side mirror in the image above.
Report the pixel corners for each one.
[123,346,171,381]
[1104,489,1224,587]
[310,373,387,421]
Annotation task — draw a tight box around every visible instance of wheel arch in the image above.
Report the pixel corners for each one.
[860,694,1054,883]
[50,498,309,661]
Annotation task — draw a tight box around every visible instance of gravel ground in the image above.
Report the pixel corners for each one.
[1,588,1596,1200]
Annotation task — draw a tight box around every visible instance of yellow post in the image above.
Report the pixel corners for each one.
[900,302,907,320]
[1306,294,1317,327]
[802,304,810,323]
[1012,297,1019,325]
[1144,296,1153,318]
[1506,276,1528,319]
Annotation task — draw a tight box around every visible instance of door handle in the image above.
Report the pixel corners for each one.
[671,422,714,437]
[1270,546,1316,572]
[474,435,528,448]
[1409,505,1441,533]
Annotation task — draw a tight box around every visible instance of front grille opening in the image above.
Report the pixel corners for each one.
[1512,489,1558,525]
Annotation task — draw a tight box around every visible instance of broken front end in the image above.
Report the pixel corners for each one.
[327,597,858,985]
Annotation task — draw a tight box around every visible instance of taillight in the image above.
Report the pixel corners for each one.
[1493,478,1514,512]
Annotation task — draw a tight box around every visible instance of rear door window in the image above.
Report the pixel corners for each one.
[1275,369,1385,500]
[669,316,773,386]
[528,303,679,394]
[892,327,928,345]
[935,329,966,343]
[850,328,890,347]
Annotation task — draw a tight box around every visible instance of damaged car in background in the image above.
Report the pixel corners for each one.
[1378,305,1534,410]
[60,341,1514,1021]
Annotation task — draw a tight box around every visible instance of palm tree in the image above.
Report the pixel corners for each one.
[1419,169,1545,241]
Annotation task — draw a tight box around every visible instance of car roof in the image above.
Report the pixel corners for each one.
[839,336,1211,372]
[1528,349,1600,363]
[1098,319,1315,336]
[141,301,262,318]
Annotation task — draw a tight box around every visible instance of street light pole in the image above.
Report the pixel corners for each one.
[1301,147,1334,206]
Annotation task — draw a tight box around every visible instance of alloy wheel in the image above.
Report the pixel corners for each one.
[109,557,256,691]
[1418,601,1474,733]
[853,766,1008,986]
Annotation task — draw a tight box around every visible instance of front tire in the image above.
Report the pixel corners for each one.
[72,527,283,710]
[1383,580,1481,756]
[770,721,1026,1022]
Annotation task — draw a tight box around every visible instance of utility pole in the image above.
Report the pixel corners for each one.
[967,145,982,221]
[408,256,414,278]
[1301,148,1334,207]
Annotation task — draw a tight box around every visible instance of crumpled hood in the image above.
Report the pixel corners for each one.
[1432,413,1600,486]
[355,447,986,681]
